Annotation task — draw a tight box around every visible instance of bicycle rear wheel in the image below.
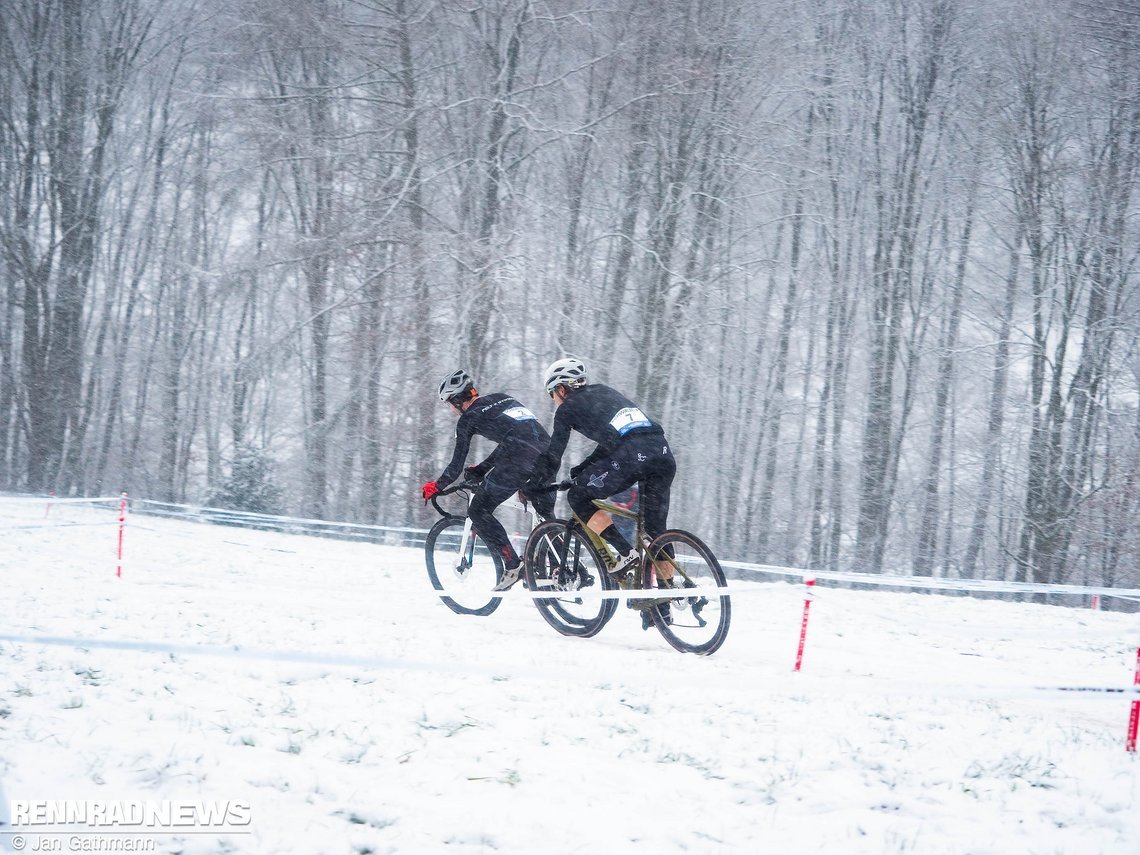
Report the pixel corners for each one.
[642,529,731,655]
[424,516,504,617]
[523,519,616,638]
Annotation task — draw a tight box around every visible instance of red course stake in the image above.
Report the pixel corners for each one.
[794,576,816,672]
[116,492,128,578]
[1127,646,1140,753]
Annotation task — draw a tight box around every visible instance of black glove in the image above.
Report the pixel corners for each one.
[569,461,587,479]
[464,463,489,482]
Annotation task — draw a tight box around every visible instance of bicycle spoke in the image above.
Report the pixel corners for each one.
[523,520,616,638]
[643,530,731,655]
[424,517,503,617]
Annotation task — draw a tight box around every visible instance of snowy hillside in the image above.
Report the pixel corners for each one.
[0,499,1137,854]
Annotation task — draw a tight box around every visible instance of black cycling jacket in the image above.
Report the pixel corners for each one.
[535,383,664,478]
[437,392,549,487]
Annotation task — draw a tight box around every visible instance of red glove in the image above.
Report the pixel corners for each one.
[421,481,440,501]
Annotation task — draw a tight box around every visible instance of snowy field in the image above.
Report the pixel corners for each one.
[0,498,1137,854]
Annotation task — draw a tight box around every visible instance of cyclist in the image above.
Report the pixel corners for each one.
[531,357,676,625]
[421,369,554,592]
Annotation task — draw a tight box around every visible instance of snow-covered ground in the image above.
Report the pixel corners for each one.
[0,499,1137,854]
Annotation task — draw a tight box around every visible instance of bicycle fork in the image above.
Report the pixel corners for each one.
[454,518,477,579]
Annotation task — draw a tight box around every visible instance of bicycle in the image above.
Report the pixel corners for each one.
[423,480,539,616]
[523,485,732,655]
[522,500,619,639]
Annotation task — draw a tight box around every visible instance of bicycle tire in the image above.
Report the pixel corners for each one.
[529,521,601,630]
[523,519,617,638]
[424,515,504,617]
[642,529,731,655]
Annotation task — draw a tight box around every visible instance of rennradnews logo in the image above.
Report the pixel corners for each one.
[8,799,252,830]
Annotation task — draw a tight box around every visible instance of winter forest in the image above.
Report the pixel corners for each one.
[0,0,1136,590]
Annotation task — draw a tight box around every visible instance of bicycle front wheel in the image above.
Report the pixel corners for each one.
[523,519,617,638]
[424,516,504,617]
[643,529,731,655]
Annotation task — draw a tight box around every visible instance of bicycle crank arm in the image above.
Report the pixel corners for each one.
[628,595,673,610]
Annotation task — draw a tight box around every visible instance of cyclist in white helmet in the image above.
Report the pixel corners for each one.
[421,368,554,591]
[532,357,676,625]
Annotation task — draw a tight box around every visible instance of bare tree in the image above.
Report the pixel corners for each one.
[0,0,157,493]
[854,0,959,573]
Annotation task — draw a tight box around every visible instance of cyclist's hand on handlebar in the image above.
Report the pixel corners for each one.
[421,480,440,502]
[569,461,587,479]
[464,465,487,483]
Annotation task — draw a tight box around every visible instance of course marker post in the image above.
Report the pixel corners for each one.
[1127,645,1140,753]
[793,576,816,672]
[44,490,55,518]
[116,492,128,578]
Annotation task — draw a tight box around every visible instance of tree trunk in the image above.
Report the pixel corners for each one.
[913,189,974,575]
[961,233,1021,579]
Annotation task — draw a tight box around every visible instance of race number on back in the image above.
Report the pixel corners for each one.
[503,406,537,421]
[610,406,651,435]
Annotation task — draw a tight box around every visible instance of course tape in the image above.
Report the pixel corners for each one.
[132,498,421,537]
[1,631,1136,701]
[0,496,120,505]
[136,501,1140,600]
[507,574,1140,602]
[720,560,1140,600]
[0,522,118,531]
[2,493,1136,601]
[514,583,732,602]
[0,632,520,680]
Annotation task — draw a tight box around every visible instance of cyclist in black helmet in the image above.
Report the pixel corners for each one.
[531,357,677,628]
[421,369,554,591]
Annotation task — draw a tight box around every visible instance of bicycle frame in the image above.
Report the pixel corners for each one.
[425,480,543,617]
[581,497,690,591]
[523,483,730,654]
[433,484,538,576]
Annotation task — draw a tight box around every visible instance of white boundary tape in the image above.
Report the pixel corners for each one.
[1,632,1136,701]
[2,493,1136,602]
[515,583,732,602]
[509,566,1140,602]
[719,560,1140,601]
[0,521,118,531]
[132,498,420,537]
[509,577,1140,602]
[0,495,121,505]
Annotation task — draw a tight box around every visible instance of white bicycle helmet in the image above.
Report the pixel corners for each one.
[543,357,588,394]
[438,368,475,402]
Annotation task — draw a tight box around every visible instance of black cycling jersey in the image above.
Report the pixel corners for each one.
[532,382,674,540]
[436,392,549,488]
[536,383,664,477]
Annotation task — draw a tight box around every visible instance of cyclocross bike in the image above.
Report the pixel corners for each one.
[523,485,732,655]
[423,480,539,616]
